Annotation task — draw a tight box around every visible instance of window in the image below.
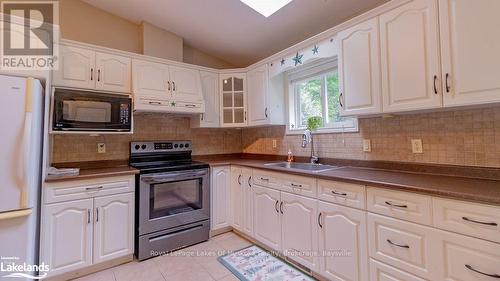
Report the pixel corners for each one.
[287,59,358,134]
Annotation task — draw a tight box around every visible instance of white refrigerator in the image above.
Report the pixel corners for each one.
[0,75,44,279]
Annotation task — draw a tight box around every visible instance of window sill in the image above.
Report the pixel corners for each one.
[285,126,359,135]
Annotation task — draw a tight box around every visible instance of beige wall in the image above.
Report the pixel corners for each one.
[141,21,183,62]
[242,106,500,168]
[183,44,235,69]
[59,0,142,53]
[59,0,233,69]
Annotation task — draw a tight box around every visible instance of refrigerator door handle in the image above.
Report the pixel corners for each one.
[0,208,32,221]
[20,78,34,209]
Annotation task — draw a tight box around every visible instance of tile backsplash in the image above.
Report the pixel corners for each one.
[242,106,500,168]
[52,107,500,168]
[51,113,242,163]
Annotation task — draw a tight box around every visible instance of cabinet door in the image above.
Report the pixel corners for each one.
[242,168,254,236]
[132,59,170,99]
[95,52,131,93]
[247,65,269,126]
[318,201,368,281]
[281,192,319,271]
[53,45,95,89]
[253,186,281,251]
[93,193,134,264]
[169,65,203,102]
[337,17,381,116]
[440,0,500,107]
[380,0,442,112]
[220,73,247,127]
[230,166,243,231]
[41,199,93,277]
[197,71,220,127]
[211,166,231,230]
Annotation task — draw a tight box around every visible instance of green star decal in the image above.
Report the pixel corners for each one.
[171,102,176,106]
[292,52,303,66]
[312,45,319,54]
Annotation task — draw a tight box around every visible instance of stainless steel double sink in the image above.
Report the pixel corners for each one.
[264,162,340,173]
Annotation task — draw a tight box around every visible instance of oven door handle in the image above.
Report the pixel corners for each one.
[141,169,208,183]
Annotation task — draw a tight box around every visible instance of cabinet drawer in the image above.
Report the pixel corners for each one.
[367,187,432,225]
[368,213,439,280]
[433,198,500,243]
[281,174,317,198]
[44,176,135,204]
[252,169,282,190]
[317,180,366,209]
[369,259,427,281]
[436,230,500,281]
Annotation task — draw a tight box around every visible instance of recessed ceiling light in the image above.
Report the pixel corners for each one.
[240,0,293,17]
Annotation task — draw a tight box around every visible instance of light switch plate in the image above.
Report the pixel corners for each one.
[272,139,277,148]
[411,139,423,154]
[97,143,106,153]
[363,139,371,152]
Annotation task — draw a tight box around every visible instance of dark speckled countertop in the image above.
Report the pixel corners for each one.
[205,158,500,206]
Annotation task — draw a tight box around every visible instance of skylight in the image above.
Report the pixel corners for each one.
[240,0,293,17]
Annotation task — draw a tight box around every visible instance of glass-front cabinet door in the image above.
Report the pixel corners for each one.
[220,73,246,127]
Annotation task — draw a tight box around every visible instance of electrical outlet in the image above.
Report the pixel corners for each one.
[272,139,277,148]
[97,143,106,153]
[411,139,423,154]
[363,139,371,152]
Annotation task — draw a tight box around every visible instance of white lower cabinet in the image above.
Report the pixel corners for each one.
[242,168,254,236]
[253,186,281,251]
[41,177,135,278]
[41,199,93,277]
[370,259,426,281]
[281,192,319,271]
[230,166,244,231]
[93,193,134,264]
[318,201,368,281]
[211,166,231,231]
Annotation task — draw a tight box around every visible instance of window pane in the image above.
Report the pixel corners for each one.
[326,72,341,124]
[298,78,322,128]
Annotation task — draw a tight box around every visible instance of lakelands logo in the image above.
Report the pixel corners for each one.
[0,256,49,280]
[0,1,59,70]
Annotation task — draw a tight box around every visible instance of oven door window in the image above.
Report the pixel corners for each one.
[150,178,203,219]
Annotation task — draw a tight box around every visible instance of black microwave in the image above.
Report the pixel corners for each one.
[52,88,132,132]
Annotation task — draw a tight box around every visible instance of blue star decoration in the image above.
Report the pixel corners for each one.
[292,52,303,66]
[280,58,286,66]
[312,45,319,55]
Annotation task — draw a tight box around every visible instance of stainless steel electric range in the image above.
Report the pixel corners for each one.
[129,140,210,261]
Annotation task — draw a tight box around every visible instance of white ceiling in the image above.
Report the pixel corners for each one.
[82,0,388,67]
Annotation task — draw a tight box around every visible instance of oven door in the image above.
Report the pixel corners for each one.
[138,169,210,235]
[52,88,132,132]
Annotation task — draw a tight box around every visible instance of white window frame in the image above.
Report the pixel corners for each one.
[286,59,358,135]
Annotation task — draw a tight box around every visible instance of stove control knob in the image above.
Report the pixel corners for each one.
[174,144,179,148]
[134,145,140,150]
[185,143,190,148]
[141,144,147,150]
[179,144,184,148]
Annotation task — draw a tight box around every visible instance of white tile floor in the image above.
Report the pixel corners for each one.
[73,232,251,281]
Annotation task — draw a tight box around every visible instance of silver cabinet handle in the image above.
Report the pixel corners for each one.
[291,183,302,188]
[86,186,103,191]
[97,69,101,82]
[167,81,171,91]
[260,177,270,181]
[238,175,242,185]
[318,212,323,228]
[149,101,162,105]
[87,209,91,224]
[265,107,268,118]
[445,73,451,93]
[279,201,284,214]
[331,190,347,196]
[385,201,408,208]
[433,75,438,94]
[339,92,343,108]
[465,264,500,278]
[185,104,197,108]
[275,200,279,214]
[248,176,252,187]
[90,68,94,81]
[387,239,409,248]
[201,113,204,121]
[96,208,99,223]
[462,216,498,226]
[172,81,176,91]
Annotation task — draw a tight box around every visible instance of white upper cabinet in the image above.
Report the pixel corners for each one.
[379,0,442,112]
[247,65,269,126]
[169,65,203,103]
[53,45,96,89]
[95,52,132,93]
[53,45,131,93]
[132,59,170,99]
[439,0,500,107]
[338,17,382,116]
[220,73,247,127]
[93,193,134,264]
[192,71,220,128]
